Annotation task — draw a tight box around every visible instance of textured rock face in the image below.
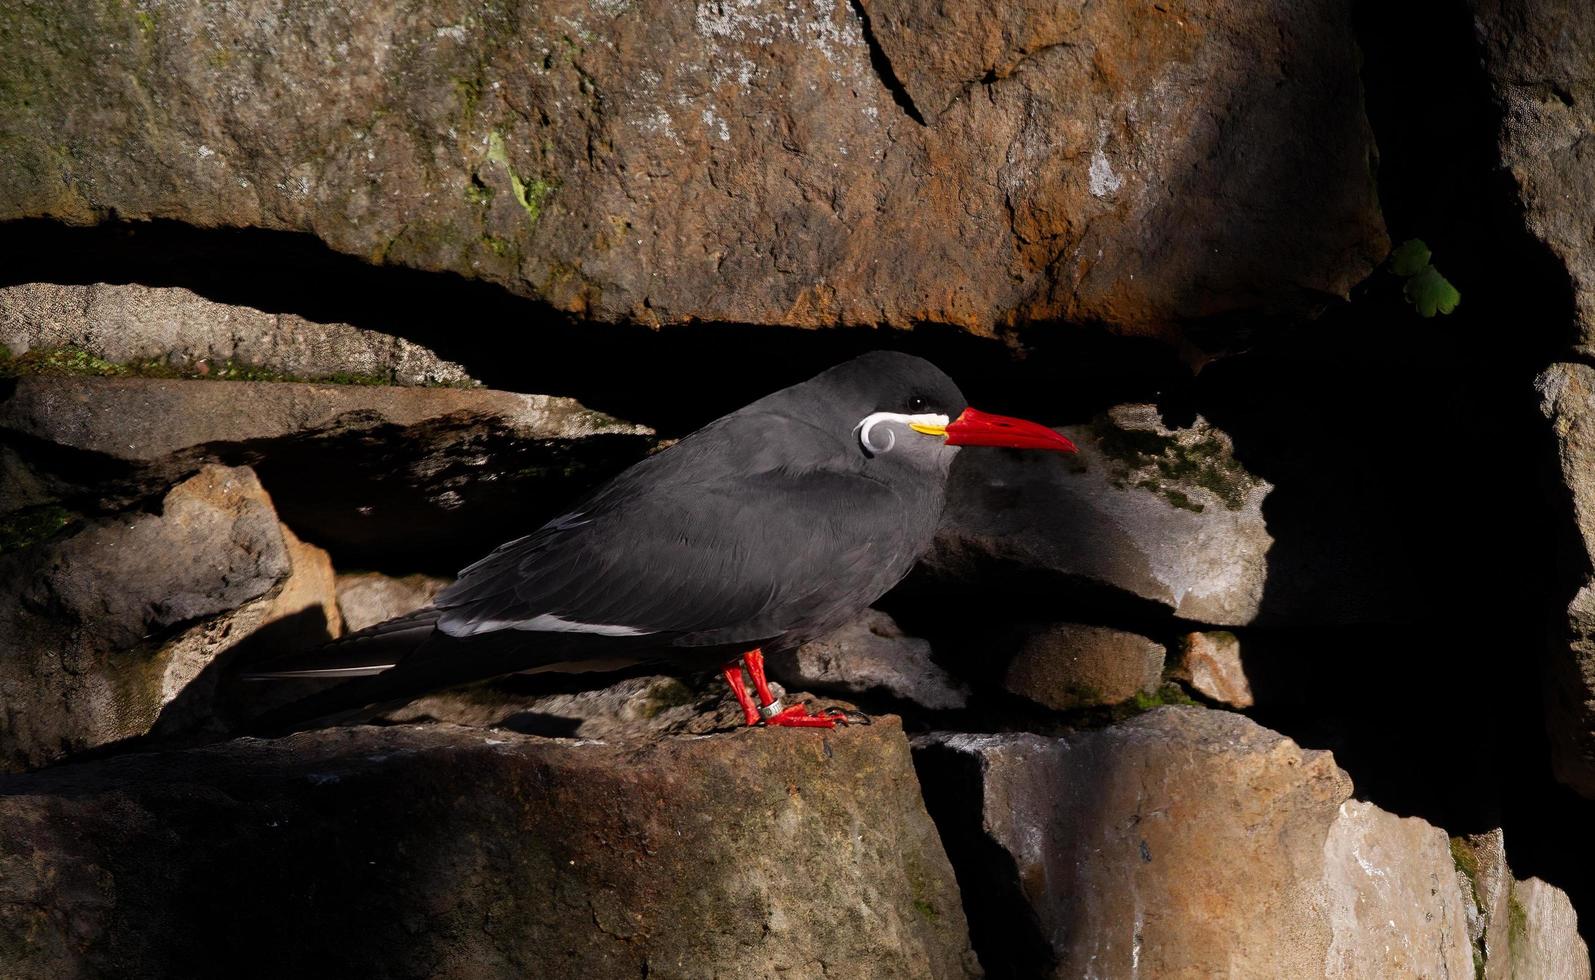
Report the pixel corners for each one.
[0,465,336,770]
[771,608,969,711]
[0,282,473,386]
[1510,878,1592,980]
[382,673,749,740]
[1001,623,1164,710]
[0,0,1383,341]
[914,708,1487,978]
[1453,831,1592,980]
[0,721,977,980]
[1476,0,1595,347]
[0,374,654,567]
[1536,363,1595,795]
[928,405,1273,625]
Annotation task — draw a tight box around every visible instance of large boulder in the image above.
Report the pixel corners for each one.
[0,281,472,386]
[912,708,1572,978]
[0,465,337,770]
[0,0,1384,342]
[1475,0,1595,348]
[926,404,1273,625]
[0,374,654,569]
[0,720,978,979]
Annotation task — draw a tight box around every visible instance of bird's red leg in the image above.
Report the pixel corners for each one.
[722,661,760,727]
[743,648,848,729]
[744,648,779,709]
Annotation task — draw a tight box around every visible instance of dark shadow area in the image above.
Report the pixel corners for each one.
[0,218,1186,437]
[1,408,657,574]
[1169,0,1595,940]
[912,740,1057,978]
[886,560,1183,674]
[250,426,653,574]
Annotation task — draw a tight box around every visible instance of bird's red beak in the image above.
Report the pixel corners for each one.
[940,407,1078,452]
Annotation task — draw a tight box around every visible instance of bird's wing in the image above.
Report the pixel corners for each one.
[432,412,908,645]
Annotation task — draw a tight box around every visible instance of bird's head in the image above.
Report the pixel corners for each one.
[803,352,1078,470]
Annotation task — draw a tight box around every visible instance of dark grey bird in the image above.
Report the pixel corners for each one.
[247,352,1075,729]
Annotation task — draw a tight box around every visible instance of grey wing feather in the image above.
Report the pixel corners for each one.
[432,412,907,645]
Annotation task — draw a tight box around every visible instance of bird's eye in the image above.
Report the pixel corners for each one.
[907,395,928,413]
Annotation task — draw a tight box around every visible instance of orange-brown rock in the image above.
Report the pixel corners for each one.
[1173,630,1253,708]
[0,0,1385,344]
[1001,623,1165,710]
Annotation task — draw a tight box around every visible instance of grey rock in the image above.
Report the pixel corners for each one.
[1536,363,1595,795]
[0,720,977,979]
[1001,623,1164,710]
[0,281,473,386]
[382,669,876,742]
[0,465,337,770]
[335,571,449,633]
[769,609,970,711]
[915,708,1498,978]
[382,674,736,740]
[928,404,1273,625]
[0,0,1383,344]
[1509,878,1592,980]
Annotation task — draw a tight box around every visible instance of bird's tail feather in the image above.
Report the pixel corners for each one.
[242,608,442,680]
[237,610,568,736]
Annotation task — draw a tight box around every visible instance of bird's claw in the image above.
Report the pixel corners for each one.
[761,703,854,729]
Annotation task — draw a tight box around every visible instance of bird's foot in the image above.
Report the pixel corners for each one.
[761,703,853,728]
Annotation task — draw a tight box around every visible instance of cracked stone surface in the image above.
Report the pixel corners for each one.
[0,0,1383,345]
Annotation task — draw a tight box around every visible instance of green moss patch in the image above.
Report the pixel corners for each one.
[1091,417,1255,512]
[1128,683,1199,713]
[0,504,76,554]
[636,678,697,719]
[1508,886,1529,942]
[1450,837,1482,893]
[0,345,465,387]
[1,344,134,378]
[487,130,557,224]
